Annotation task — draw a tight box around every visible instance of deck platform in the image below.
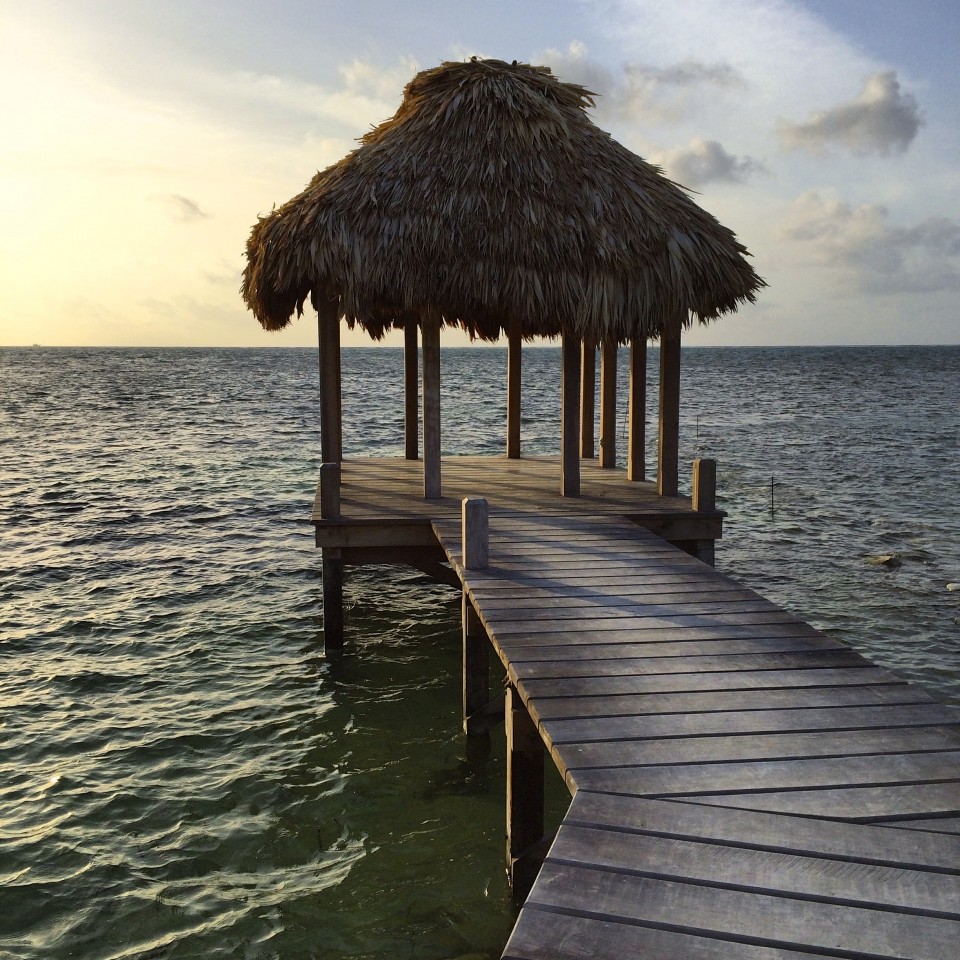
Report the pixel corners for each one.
[313,455,722,552]
[313,458,960,958]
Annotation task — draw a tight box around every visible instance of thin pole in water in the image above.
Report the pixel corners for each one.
[770,475,775,517]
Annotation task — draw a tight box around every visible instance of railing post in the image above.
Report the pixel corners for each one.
[692,457,717,567]
[319,462,341,519]
[692,458,716,513]
[462,497,489,570]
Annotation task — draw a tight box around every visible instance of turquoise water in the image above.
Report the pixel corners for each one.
[1,345,958,959]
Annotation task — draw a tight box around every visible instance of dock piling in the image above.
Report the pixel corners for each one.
[505,683,545,902]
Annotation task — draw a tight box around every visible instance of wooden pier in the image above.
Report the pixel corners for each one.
[315,459,960,960]
[242,55,959,960]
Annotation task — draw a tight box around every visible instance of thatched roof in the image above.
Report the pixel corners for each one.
[242,58,764,342]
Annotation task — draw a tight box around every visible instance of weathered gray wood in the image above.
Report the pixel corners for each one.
[321,546,344,647]
[317,297,342,462]
[502,909,817,960]
[462,497,489,570]
[887,817,960,834]
[463,593,490,737]
[567,791,960,871]
[508,648,870,681]
[693,457,717,512]
[421,311,441,499]
[494,615,832,639]
[562,726,960,772]
[689,780,960,821]
[319,461,341,519]
[548,821,960,914]
[526,861,960,960]
[599,340,617,468]
[542,702,960,745]
[560,334,580,497]
[575,750,960,799]
[507,315,522,458]
[521,666,907,700]
[628,337,646,481]
[505,639,842,668]
[531,683,930,722]
[404,321,418,460]
[658,329,681,496]
[506,684,546,901]
[580,339,596,458]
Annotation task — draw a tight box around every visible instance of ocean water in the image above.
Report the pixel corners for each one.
[1,344,958,959]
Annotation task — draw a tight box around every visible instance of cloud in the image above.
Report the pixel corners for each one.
[651,138,765,187]
[156,193,209,223]
[781,191,960,293]
[778,72,923,156]
[541,41,743,123]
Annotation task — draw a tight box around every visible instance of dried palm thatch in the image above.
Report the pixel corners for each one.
[242,58,764,342]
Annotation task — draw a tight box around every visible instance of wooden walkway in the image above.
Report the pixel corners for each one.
[432,511,960,960]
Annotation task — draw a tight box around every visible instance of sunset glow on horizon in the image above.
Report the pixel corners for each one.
[2,0,958,348]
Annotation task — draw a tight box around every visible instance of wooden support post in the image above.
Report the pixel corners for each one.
[506,684,545,902]
[560,333,580,497]
[404,322,419,460]
[628,337,646,481]
[692,457,716,512]
[599,339,617,468]
[321,547,344,648]
[692,457,717,567]
[658,329,681,497]
[580,339,596,458]
[507,316,522,459]
[317,298,342,463]
[462,496,489,570]
[421,311,441,499]
[462,593,490,738]
[319,462,341,519]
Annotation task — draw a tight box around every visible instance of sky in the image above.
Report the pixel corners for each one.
[1,0,958,347]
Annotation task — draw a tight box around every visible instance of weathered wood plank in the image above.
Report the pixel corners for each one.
[566,792,960,871]
[521,666,907,699]
[530,682,930,721]
[548,821,960,914]
[508,648,870,681]
[686,780,960,821]
[574,751,960,799]
[525,861,960,959]
[505,641,849,670]
[503,909,817,960]
[561,726,960,772]
[541,703,960,745]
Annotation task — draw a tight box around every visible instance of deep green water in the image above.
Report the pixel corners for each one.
[1,345,958,959]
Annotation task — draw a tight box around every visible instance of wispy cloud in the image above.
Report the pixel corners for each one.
[780,191,960,293]
[778,72,923,156]
[157,194,209,223]
[651,138,765,188]
[541,41,743,124]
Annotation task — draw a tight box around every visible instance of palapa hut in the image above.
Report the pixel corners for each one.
[242,57,763,501]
